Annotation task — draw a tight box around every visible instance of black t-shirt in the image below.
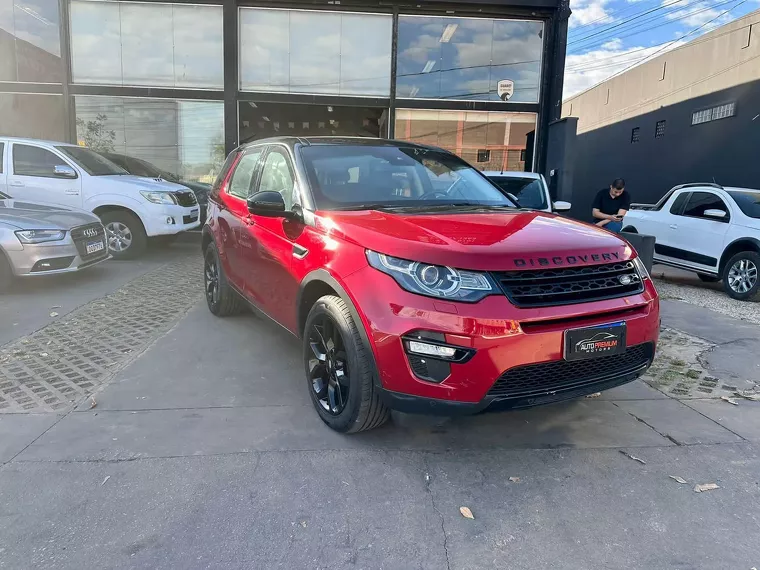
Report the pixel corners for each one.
[592,188,631,215]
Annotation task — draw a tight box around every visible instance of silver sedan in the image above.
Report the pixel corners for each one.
[0,191,110,292]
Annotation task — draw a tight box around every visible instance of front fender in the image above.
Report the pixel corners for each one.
[84,195,150,227]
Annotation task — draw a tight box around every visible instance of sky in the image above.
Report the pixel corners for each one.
[564,0,760,99]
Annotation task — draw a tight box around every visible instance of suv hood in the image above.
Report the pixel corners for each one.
[0,199,99,230]
[97,175,189,193]
[324,210,633,271]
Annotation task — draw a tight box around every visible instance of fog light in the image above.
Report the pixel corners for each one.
[166,217,175,225]
[407,341,457,358]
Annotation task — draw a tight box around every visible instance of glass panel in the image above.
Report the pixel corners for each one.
[13,144,63,177]
[239,8,391,96]
[0,93,65,139]
[238,101,387,144]
[394,109,537,171]
[259,149,295,209]
[70,1,223,88]
[0,0,62,82]
[74,96,225,184]
[228,149,262,199]
[396,16,543,103]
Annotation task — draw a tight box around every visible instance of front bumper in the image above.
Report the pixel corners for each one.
[7,240,111,276]
[343,266,660,413]
[141,204,201,236]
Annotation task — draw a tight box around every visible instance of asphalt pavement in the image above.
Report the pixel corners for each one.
[1,247,759,570]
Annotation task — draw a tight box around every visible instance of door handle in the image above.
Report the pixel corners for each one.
[669,224,678,229]
[9,181,24,187]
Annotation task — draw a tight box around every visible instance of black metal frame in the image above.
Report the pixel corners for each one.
[1,0,567,173]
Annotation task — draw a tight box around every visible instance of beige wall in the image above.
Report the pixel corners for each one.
[562,10,760,134]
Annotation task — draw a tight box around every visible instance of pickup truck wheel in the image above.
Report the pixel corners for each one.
[203,242,245,316]
[101,211,146,259]
[304,295,389,433]
[0,253,13,293]
[697,273,720,283]
[723,251,760,300]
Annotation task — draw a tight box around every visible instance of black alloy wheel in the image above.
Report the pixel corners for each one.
[204,249,220,307]
[307,315,350,415]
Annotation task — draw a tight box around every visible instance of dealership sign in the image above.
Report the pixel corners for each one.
[497,80,514,101]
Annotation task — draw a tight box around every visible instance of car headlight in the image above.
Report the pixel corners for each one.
[367,251,495,302]
[140,191,177,205]
[15,229,67,244]
[632,256,650,280]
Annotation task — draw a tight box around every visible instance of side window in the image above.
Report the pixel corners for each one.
[669,192,689,215]
[259,148,296,209]
[682,191,730,221]
[228,149,263,199]
[13,144,67,178]
[0,142,4,173]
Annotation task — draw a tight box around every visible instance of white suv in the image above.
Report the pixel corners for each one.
[0,137,201,259]
[624,183,760,300]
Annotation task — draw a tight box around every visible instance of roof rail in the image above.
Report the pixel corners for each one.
[672,182,723,191]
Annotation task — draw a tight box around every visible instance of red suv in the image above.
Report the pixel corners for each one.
[202,138,659,433]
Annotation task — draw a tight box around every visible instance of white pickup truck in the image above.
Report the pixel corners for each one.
[0,137,201,259]
[623,183,760,300]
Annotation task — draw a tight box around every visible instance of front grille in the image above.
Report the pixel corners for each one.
[487,343,654,399]
[71,223,106,259]
[492,261,645,308]
[174,191,197,207]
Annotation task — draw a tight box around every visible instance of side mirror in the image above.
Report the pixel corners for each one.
[54,165,77,179]
[247,191,286,217]
[553,200,572,212]
[704,208,727,219]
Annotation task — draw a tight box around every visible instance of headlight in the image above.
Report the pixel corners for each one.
[632,256,650,280]
[367,251,495,302]
[15,229,67,244]
[140,191,177,205]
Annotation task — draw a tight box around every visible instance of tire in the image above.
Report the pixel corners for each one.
[697,273,720,283]
[203,241,245,316]
[722,250,760,301]
[621,226,638,233]
[100,210,147,260]
[0,252,14,293]
[303,295,390,433]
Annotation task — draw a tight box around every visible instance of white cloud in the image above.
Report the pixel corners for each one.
[563,39,683,98]
[665,0,733,29]
[569,0,614,27]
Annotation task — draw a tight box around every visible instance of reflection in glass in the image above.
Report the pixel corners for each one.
[70,1,223,88]
[0,93,65,139]
[74,96,225,183]
[396,16,543,103]
[0,0,62,82]
[239,8,392,96]
[395,109,537,171]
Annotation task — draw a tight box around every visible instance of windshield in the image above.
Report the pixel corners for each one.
[57,146,128,176]
[488,176,548,210]
[299,145,516,211]
[728,190,760,219]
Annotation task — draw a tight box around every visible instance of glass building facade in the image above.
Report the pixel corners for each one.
[0,0,568,180]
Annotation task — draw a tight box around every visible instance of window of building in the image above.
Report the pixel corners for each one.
[396,16,544,103]
[691,102,736,125]
[239,8,392,96]
[0,93,66,140]
[680,191,729,221]
[70,1,223,88]
[394,109,537,171]
[0,0,62,82]
[631,127,640,143]
[12,144,66,177]
[74,96,225,183]
[228,149,263,199]
[655,120,666,138]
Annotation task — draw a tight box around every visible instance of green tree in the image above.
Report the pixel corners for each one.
[76,114,116,153]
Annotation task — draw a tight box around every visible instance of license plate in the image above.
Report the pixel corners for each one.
[564,322,626,361]
[190,208,199,217]
[86,240,105,255]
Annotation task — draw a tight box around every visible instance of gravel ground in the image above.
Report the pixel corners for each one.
[652,265,760,325]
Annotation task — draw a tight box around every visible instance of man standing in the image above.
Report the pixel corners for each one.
[592,178,631,233]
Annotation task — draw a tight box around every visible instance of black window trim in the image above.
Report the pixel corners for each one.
[11,143,80,179]
[677,189,731,223]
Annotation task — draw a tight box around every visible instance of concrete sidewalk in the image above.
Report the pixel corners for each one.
[1,257,759,569]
